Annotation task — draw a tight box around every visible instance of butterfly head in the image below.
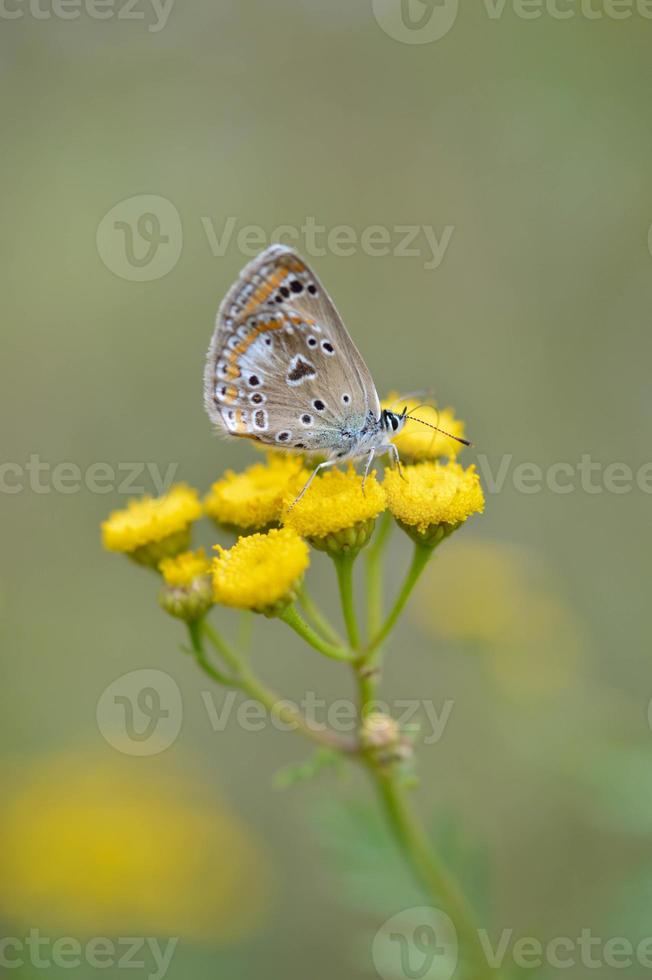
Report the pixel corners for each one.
[381,407,408,437]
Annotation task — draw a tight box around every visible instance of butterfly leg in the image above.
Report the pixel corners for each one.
[287,459,338,512]
[361,449,375,497]
[387,443,407,482]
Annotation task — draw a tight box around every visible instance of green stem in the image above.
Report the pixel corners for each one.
[367,763,494,980]
[365,541,433,656]
[297,585,344,647]
[333,552,361,651]
[365,511,393,639]
[196,620,355,752]
[279,604,354,662]
[187,619,239,687]
[237,610,253,651]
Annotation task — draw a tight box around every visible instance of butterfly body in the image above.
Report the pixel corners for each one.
[204,245,407,481]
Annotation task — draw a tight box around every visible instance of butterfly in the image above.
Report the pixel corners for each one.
[204,244,468,504]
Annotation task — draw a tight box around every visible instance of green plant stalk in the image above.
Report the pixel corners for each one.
[365,510,393,639]
[365,541,433,656]
[348,541,495,980]
[187,619,239,687]
[195,620,356,753]
[333,552,361,650]
[298,585,345,647]
[366,761,494,980]
[279,604,354,662]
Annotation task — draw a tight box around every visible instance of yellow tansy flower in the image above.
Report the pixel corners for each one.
[204,455,308,532]
[101,484,202,567]
[158,549,213,621]
[213,528,309,614]
[283,467,386,554]
[384,461,484,545]
[159,548,211,587]
[382,394,467,462]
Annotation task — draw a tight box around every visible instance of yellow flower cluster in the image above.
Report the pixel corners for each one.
[204,456,307,531]
[213,528,309,613]
[384,461,484,538]
[101,484,202,563]
[284,467,386,551]
[382,395,467,462]
[159,548,211,587]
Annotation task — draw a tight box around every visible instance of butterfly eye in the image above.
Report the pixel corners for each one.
[307,336,318,348]
[341,394,351,405]
[290,280,303,294]
[312,399,326,412]
[307,284,317,295]
[248,374,262,387]
[322,341,335,355]
[301,414,313,426]
[276,431,292,443]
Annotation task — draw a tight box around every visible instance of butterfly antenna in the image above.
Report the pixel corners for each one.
[405,414,472,447]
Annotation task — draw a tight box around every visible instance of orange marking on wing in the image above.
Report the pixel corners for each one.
[241,269,286,318]
[228,317,285,372]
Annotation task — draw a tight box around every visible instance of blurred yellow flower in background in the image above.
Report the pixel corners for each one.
[0,752,273,943]
[213,527,309,613]
[413,539,585,700]
[101,485,202,566]
[283,467,385,553]
[204,455,308,531]
[382,394,467,461]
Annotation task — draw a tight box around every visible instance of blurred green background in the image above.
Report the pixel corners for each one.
[2,2,652,977]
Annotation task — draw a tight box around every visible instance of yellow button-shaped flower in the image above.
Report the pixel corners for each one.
[283,467,386,554]
[204,456,308,532]
[101,484,202,566]
[382,394,467,462]
[158,548,213,621]
[212,527,309,614]
[384,461,484,545]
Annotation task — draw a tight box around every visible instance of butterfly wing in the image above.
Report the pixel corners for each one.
[204,245,380,454]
